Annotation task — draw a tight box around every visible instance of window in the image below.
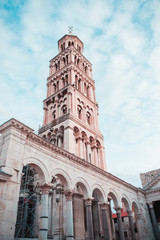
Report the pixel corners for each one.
[53,110,56,119]
[86,112,91,125]
[62,105,67,115]
[77,105,82,119]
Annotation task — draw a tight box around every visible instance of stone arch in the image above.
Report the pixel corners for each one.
[121,194,131,211]
[91,184,106,202]
[61,104,67,115]
[108,188,119,208]
[50,168,72,190]
[74,177,89,198]
[73,126,79,135]
[77,104,82,119]
[23,157,49,183]
[132,200,140,214]
[81,130,87,139]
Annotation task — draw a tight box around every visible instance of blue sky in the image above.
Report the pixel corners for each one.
[0,0,160,187]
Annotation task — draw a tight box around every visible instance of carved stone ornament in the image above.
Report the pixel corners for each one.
[39,183,52,194]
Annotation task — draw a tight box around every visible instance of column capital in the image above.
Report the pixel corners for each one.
[100,202,108,210]
[39,183,52,194]
[85,198,93,206]
[148,202,154,208]
[115,207,122,214]
[127,210,133,217]
[64,190,73,201]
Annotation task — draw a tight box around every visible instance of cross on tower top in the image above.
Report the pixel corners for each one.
[68,26,73,34]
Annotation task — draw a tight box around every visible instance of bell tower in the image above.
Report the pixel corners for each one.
[39,33,106,170]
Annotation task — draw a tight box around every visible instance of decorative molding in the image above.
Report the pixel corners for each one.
[0,170,12,182]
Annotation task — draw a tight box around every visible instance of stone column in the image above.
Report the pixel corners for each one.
[48,191,53,238]
[101,203,111,240]
[85,198,94,240]
[92,200,100,240]
[127,210,136,240]
[65,191,74,240]
[78,137,83,159]
[108,199,116,240]
[116,207,125,240]
[148,202,160,240]
[39,183,51,240]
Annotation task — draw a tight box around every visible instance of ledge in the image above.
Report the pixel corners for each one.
[0,170,12,182]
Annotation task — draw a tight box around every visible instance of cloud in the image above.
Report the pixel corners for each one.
[0,0,160,187]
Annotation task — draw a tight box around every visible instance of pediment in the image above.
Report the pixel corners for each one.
[144,174,160,191]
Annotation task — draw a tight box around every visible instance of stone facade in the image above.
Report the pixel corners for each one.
[140,169,160,240]
[0,33,159,240]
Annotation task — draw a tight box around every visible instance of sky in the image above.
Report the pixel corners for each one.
[0,0,160,187]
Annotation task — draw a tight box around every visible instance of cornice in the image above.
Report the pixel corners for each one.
[38,113,104,140]
[144,187,160,194]
[0,118,34,134]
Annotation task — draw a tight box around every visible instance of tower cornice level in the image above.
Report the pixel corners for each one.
[47,63,94,85]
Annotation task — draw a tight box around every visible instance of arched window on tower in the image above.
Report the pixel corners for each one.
[74,55,77,64]
[77,105,82,119]
[57,81,59,91]
[62,105,67,115]
[62,77,65,87]
[55,63,57,71]
[53,110,56,120]
[54,83,56,93]
[72,42,74,46]
[63,57,65,66]
[68,41,71,46]
[65,74,68,85]
[77,58,79,66]
[87,86,89,98]
[58,61,60,70]
[78,79,81,91]
[86,111,91,125]
[66,55,68,64]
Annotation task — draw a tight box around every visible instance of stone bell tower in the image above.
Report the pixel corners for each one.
[39,32,106,170]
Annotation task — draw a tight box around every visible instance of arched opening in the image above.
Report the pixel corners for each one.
[92,188,104,239]
[15,164,44,238]
[121,197,132,239]
[77,105,82,119]
[86,111,91,125]
[74,181,89,239]
[52,110,56,120]
[62,105,67,115]
[108,191,119,239]
[132,201,140,239]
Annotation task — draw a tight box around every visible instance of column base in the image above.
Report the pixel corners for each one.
[66,236,74,240]
[53,228,64,240]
